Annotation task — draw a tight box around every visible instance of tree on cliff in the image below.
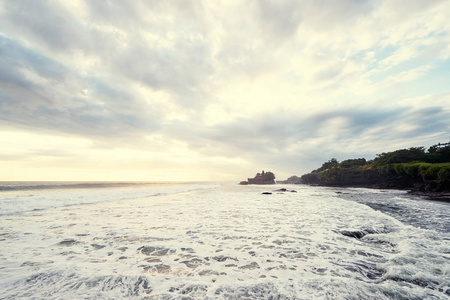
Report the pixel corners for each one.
[340,158,366,168]
[372,147,425,167]
[371,143,450,166]
[312,158,339,173]
[427,142,450,162]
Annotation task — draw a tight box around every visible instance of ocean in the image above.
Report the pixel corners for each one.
[0,182,448,299]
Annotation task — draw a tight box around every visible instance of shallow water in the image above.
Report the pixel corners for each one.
[0,183,449,299]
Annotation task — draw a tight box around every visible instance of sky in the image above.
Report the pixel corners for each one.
[0,0,450,182]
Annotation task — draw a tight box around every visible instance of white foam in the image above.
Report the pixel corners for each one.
[0,183,448,299]
[0,183,220,215]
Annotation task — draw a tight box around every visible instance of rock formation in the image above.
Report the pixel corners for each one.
[239,170,275,185]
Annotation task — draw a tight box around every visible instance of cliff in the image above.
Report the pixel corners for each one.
[302,166,450,192]
[301,143,450,193]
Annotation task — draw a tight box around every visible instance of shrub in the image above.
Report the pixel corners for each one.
[437,166,450,182]
[394,164,405,175]
[340,158,366,169]
[301,173,319,184]
[421,165,441,180]
[403,164,420,177]
[380,164,395,175]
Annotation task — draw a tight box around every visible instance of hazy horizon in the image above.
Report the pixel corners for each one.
[1,1,449,181]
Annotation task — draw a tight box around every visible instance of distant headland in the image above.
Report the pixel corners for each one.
[277,175,302,184]
[240,170,275,185]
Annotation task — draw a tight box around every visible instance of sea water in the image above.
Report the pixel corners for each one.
[0,182,448,299]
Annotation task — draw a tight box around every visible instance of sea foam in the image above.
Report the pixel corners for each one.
[0,183,448,299]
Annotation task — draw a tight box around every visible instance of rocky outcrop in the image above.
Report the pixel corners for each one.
[240,171,275,185]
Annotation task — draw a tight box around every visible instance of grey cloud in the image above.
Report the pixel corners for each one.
[396,107,449,138]
[1,0,87,52]
[1,1,214,110]
[87,0,205,29]
[205,107,402,150]
[0,1,216,142]
[0,37,160,140]
[167,106,449,174]
[256,0,303,39]
[214,0,376,82]
[301,0,375,30]
[314,66,344,83]
[382,0,445,24]
[256,0,374,36]
[0,36,67,89]
[87,78,132,101]
[86,1,142,26]
[114,38,214,109]
[85,1,214,109]
[313,108,404,136]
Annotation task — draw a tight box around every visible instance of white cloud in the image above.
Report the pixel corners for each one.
[0,0,449,180]
[385,65,432,85]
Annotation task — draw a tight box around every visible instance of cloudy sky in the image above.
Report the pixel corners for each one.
[0,0,449,181]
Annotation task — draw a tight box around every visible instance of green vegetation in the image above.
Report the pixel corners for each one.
[301,142,450,188]
[311,158,339,173]
[370,142,450,167]
[339,158,366,169]
[390,162,450,181]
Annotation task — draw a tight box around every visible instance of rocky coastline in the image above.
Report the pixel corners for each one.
[302,168,450,192]
[299,142,450,198]
[301,168,450,202]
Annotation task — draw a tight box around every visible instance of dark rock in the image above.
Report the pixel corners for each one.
[238,262,260,270]
[180,247,195,253]
[262,192,272,195]
[58,239,77,246]
[341,230,366,239]
[340,228,380,239]
[91,244,106,250]
[212,255,238,262]
[145,258,162,263]
[181,258,203,268]
[138,246,174,256]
